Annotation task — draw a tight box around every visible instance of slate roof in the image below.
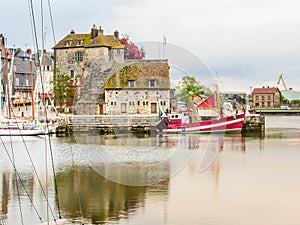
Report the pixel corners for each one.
[13,49,36,74]
[53,33,124,49]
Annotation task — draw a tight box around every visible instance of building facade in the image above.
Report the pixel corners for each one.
[105,60,170,115]
[54,25,171,115]
[12,48,37,106]
[53,25,125,112]
[252,87,280,108]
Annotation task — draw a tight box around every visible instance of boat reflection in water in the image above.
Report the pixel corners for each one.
[0,132,247,224]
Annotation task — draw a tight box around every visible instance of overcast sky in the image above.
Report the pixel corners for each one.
[2,0,300,92]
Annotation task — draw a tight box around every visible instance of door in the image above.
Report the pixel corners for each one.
[99,104,104,114]
[121,103,126,113]
[151,103,157,113]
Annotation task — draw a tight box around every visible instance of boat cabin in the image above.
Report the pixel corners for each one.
[168,110,191,127]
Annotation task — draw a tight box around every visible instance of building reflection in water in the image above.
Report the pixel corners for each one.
[56,166,169,224]
[0,134,248,224]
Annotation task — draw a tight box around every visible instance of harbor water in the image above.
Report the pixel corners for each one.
[0,115,300,225]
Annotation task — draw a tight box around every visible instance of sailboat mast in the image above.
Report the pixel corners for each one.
[0,50,2,117]
[5,50,11,119]
[29,50,35,120]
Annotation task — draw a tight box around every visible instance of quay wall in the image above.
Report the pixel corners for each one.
[242,114,265,137]
[56,113,266,136]
[57,114,159,134]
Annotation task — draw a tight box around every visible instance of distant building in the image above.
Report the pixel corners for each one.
[104,60,170,115]
[281,89,300,103]
[252,87,280,108]
[33,50,54,105]
[220,91,247,105]
[11,48,37,106]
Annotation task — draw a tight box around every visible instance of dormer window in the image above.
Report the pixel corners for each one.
[128,80,135,87]
[66,41,72,47]
[77,40,83,46]
[149,79,156,87]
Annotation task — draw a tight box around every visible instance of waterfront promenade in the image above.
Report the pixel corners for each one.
[252,107,300,115]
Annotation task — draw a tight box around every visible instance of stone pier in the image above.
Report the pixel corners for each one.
[242,113,265,137]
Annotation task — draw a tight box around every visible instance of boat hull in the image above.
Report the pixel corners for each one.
[0,128,44,136]
[159,112,245,134]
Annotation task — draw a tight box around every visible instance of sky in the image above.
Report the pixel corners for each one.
[2,0,300,93]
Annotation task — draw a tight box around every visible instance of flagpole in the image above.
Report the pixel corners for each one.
[163,35,166,59]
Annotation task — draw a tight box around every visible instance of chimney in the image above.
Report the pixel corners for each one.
[99,26,104,35]
[114,30,119,39]
[91,24,99,39]
[70,29,75,34]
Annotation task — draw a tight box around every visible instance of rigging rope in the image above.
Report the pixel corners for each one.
[0,137,42,223]
[9,135,24,225]
[28,0,63,220]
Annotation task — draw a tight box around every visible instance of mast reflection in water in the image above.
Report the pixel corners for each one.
[1,116,300,225]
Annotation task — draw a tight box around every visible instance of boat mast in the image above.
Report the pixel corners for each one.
[214,84,221,116]
[0,50,2,117]
[5,50,11,119]
[28,49,35,121]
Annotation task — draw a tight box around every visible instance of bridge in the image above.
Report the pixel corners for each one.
[251,108,300,115]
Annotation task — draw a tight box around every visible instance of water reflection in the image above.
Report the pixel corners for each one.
[56,166,169,224]
[2,117,298,225]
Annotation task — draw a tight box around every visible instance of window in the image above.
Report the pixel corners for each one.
[117,49,121,55]
[16,78,19,86]
[255,96,259,101]
[262,96,265,101]
[149,80,156,87]
[110,101,116,106]
[66,41,71,47]
[267,95,271,100]
[75,51,83,62]
[77,40,83,46]
[128,80,135,87]
[70,70,74,78]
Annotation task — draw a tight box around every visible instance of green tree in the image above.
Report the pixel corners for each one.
[176,75,212,102]
[50,69,74,112]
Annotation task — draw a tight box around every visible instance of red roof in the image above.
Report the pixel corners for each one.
[252,88,280,94]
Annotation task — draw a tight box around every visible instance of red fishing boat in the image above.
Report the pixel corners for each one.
[156,90,246,134]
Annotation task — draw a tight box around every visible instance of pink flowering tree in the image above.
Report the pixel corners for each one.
[120,35,146,59]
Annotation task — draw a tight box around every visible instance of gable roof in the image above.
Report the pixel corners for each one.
[252,87,280,94]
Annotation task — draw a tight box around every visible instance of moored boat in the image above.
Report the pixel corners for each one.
[156,89,246,134]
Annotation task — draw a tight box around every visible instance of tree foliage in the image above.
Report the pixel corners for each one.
[120,34,146,59]
[50,69,74,112]
[176,75,212,102]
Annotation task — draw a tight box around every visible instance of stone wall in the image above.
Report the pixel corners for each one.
[73,59,170,115]
[242,114,265,137]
